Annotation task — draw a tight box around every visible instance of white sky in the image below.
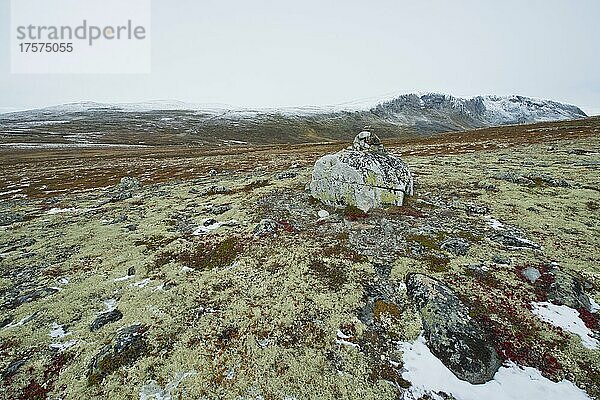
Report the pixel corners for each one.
[1,0,599,114]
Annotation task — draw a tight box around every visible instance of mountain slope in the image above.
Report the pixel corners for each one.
[0,93,587,147]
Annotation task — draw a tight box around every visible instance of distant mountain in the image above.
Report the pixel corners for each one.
[0,94,587,147]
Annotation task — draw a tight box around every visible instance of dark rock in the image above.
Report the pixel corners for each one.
[199,186,230,196]
[406,273,501,384]
[440,238,470,256]
[545,267,592,312]
[210,204,231,215]
[253,219,280,237]
[373,263,392,278]
[90,309,123,331]
[87,324,147,384]
[2,359,27,379]
[203,218,218,227]
[276,171,298,180]
[0,316,12,329]
[127,266,136,276]
[4,287,59,310]
[490,233,540,250]
[491,255,511,265]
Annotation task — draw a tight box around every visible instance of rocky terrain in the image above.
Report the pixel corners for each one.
[0,94,587,148]
[0,116,599,399]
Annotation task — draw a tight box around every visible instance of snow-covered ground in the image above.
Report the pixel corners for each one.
[399,335,591,400]
[531,302,599,350]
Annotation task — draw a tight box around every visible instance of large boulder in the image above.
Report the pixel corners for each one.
[308,130,413,212]
[406,273,501,384]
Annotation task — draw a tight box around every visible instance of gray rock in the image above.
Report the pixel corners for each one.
[406,273,501,384]
[110,176,140,202]
[2,359,26,379]
[308,129,413,212]
[521,267,541,283]
[253,219,280,237]
[87,324,147,384]
[90,309,123,331]
[493,172,535,186]
[546,267,592,312]
[210,204,231,215]
[440,237,470,256]
[0,213,25,227]
[490,233,540,250]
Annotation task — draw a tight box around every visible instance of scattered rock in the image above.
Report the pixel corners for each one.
[208,169,218,176]
[308,129,413,212]
[199,186,230,196]
[492,172,535,186]
[406,273,501,384]
[110,176,140,202]
[90,309,123,332]
[440,237,470,256]
[253,219,280,237]
[88,324,147,384]
[490,233,541,250]
[127,266,136,276]
[4,287,59,310]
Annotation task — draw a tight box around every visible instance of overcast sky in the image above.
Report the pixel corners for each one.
[1,0,599,114]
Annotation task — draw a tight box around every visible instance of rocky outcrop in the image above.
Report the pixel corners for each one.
[87,324,147,384]
[406,273,501,384]
[308,130,413,212]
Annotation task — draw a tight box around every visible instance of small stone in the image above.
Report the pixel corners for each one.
[208,169,218,176]
[253,219,280,237]
[276,171,297,180]
[127,266,136,276]
[317,210,330,219]
[521,267,541,283]
[203,218,218,227]
[492,255,511,265]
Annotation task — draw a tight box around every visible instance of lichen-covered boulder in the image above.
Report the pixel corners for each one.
[406,273,501,384]
[308,130,413,212]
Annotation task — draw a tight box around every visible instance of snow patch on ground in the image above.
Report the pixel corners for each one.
[49,322,70,339]
[139,371,196,400]
[531,302,599,349]
[399,335,591,400]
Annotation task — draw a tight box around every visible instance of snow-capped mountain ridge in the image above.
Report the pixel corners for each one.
[0,93,588,147]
